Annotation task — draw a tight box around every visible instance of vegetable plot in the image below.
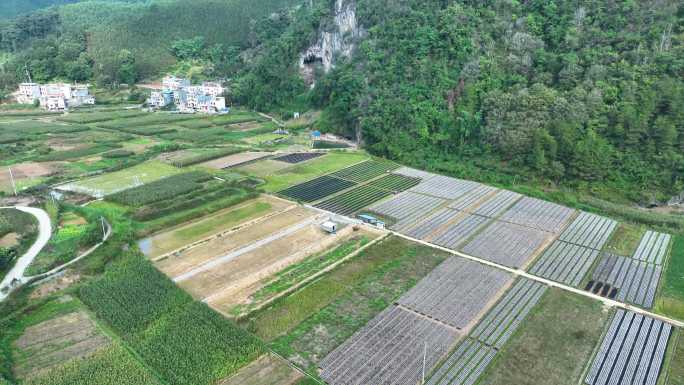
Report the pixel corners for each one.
[278,175,356,203]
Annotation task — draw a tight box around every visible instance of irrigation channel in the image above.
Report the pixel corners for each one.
[0,206,112,302]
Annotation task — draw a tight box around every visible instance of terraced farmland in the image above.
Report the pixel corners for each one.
[431,214,492,250]
[313,185,391,216]
[559,212,618,250]
[499,197,576,233]
[397,257,511,329]
[427,279,547,385]
[529,241,600,286]
[272,152,324,164]
[585,309,672,385]
[589,254,662,308]
[277,175,355,202]
[319,306,459,385]
[472,190,522,218]
[329,159,399,182]
[409,175,481,200]
[632,230,671,265]
[461,221,551,268]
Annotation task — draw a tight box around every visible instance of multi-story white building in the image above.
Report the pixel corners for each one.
[148,76,227,114]
[15,82,95,111]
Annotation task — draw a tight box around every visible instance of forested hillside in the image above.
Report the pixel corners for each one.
[0,0,80,20]
[1,0,683,206]
[235,0,684,205]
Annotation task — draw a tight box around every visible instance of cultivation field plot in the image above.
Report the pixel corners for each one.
[139,195,292,258]
[409,175,482,200]
[329,159,399,182]
[398,257,512,329]
[157,147,241,167]
[58,161,182,197]
[200,151,273,169]
[529,241,600,286]
[366,173,422,193]
[219,354,302,385]
[278,175,356,203]
[632,230,671,265]
[405,207,465,240]
[12,310,110,379]
[431,213,492,249]
[368,190,446,227]
[235,159,294,177]
[589,253,661,308]
[499,197,576,233]
[426,338,496,385]
[585,309,673,385]
[319,306,459,385]
[392,166,437,181]
[1,162,64,193]
[314,184,391,216]
[472,190,523,218]
[559,212,618,250]
[448,184,499,211]
[273,152,324,164]
[461,221,552,268]
[468,279,547,349]
[153,206,316,277]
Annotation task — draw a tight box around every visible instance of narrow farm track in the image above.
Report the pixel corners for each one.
[391,230,684,328]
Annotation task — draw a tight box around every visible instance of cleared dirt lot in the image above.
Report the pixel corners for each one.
[199,151,272,169]
[13,310,110,379]
[154,206,317,278]
[140,195,293,258]
[219,354,302,385]
[0,162,63,193]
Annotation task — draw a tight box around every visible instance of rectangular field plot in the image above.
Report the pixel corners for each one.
[329,159,399,182]
[409,175,481,200]
[559,212,618,250]
[366,173,421,193]
[632,230,671,265]
[585,309,673,385]
[314,185,391,216]
[589,253,662,308]
[448,184,498,211]
[272,152,324,164]
[368,191,446,229]
[392,166,437,180]
[473,190,522,218]
[461,221,552,268]
[529,241,599,287]
[404,207,464,241]
[319,306,459,385]
[426,338,496,385]
[277,175,356,203]
[431,214,492,250]
[500,197,576,234]
[397,257,512,329]
[199,151,272,169]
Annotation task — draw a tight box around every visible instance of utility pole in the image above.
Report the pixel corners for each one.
[422,341,427,384]
[8,167,17,196]
[100,216,106,239]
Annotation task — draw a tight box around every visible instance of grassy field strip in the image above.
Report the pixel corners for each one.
[262,153,370,192]
[174,215,323,283]
[389,227,684,328]
[150,200,298,262]
[234,231,389,320]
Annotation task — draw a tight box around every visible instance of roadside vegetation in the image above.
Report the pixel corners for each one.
[657,236,684,320]
[0,209,38,280]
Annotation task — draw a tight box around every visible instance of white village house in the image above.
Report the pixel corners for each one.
[15,83,95,111]
[147,76,227,114]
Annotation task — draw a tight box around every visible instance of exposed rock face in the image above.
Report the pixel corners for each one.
[300,0,362,86]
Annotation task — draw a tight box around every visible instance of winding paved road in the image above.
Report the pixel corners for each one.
[0,206,52,301]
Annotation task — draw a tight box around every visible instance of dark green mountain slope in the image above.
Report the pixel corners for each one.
[0,0,80,20]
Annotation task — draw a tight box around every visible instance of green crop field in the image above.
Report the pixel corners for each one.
[261,152,370,192]
[656,236,684,320]
[243,236,448,373]
[477,289,609,385]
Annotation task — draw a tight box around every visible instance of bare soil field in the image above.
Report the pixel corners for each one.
[0,232,19,247]
[141,195,293,258]
[30,272,81,300]
[237,159,296,177]
[200,152,272,169]
[154,206,317,278]
[0,162,63,192]
[219,354,302,385]
[12,310,110,379]
[205,225,370,315]
[177,221,339,304]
